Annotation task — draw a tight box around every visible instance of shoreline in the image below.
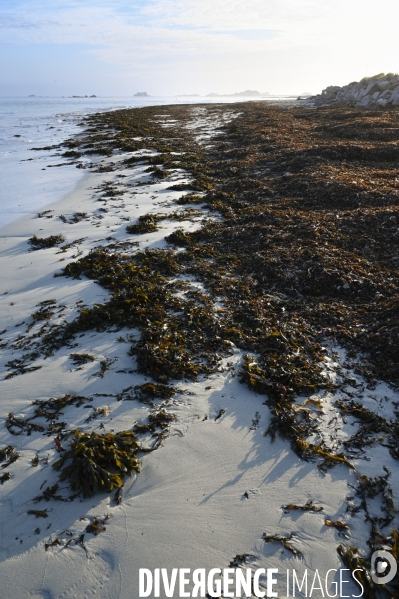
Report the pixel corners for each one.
[0,96,297,231]
[0,101,398,599]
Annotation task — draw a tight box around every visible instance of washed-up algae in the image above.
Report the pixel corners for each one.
[0,446,19,485]
[28,234,65,249]
[28,104,399,468]
[61,102,398,594]
[5,102,399,583]
[52,430,140,497]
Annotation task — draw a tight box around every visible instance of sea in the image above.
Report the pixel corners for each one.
[0,95,294,229]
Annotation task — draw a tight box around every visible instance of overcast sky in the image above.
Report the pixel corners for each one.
[1,0,398,96]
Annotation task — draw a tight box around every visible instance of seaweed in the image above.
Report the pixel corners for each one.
[28,509,49,518]
[324,519,349,531]
[85,515,110,535]
[337,545,372,597]
[62,149,81,158]
[146,165,170,179]
[262,532,303,558]
[6,413,45,436]
[31,303,56,322]
[167,208,203,221]
[44,538,61,551]
[250,412,261,430]
[31,394,89,421]
[0,445,19,467]
[28,234,65,249]
[175,194,205,206]
[65,533,88,556]
[69,353,95,365]
[355,468,395,516]
[133,325,212,382]
[10,102,399,569]
[117,382,178,403]
[126,213,164,234]
[48,242,223,383]
[93,358,116,378]
[52,430,141,497]
[70,212,88,224]
[57,237,86,253]
[229,554,253,568]
[282,500,323,512]
[148,410,175,429]
[336,399,392,452]
[33,483,79,503]
[133,410,175,435]
[214,409,226,421]
[336,544,399,599]
[5,364,42,379]
[84,405,109,423]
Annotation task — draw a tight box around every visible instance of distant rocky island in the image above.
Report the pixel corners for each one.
[69,95,97,98]
[134,92,149,97]
[206,90,270,97]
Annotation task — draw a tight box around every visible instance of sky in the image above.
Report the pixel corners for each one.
[1,0,398,96]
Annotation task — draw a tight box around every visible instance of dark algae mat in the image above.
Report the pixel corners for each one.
[3,101,399,597]
[59,102,399,596]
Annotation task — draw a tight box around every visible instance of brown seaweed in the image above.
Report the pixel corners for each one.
[52,430,141,497]
[28,234,65,249]
[262,532,303,558]
[282,500,323,512]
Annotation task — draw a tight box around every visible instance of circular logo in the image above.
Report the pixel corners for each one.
[371,550,397,585]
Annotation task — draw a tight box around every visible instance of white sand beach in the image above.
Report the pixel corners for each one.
[0,107,398,599]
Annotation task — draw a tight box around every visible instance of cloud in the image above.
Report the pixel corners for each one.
[0,14,58,29]
[0,3,289,56]
[1,0,399,95]
[221,30,281,41]
[2,0,396,53]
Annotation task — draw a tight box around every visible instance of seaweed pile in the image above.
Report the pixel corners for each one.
[28,234,65,250]
[50,245,224,381]
[64,102,399,388]
[4,389,176,506]
[53,101,397,594]
[52,430,140,497]
[2,100,399,588]
[48,103,399,413]
[18,105,399,451]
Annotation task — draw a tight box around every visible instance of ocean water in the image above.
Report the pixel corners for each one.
[0,95,293,229]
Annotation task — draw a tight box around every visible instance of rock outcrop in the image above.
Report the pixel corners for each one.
[310,72,399,109]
